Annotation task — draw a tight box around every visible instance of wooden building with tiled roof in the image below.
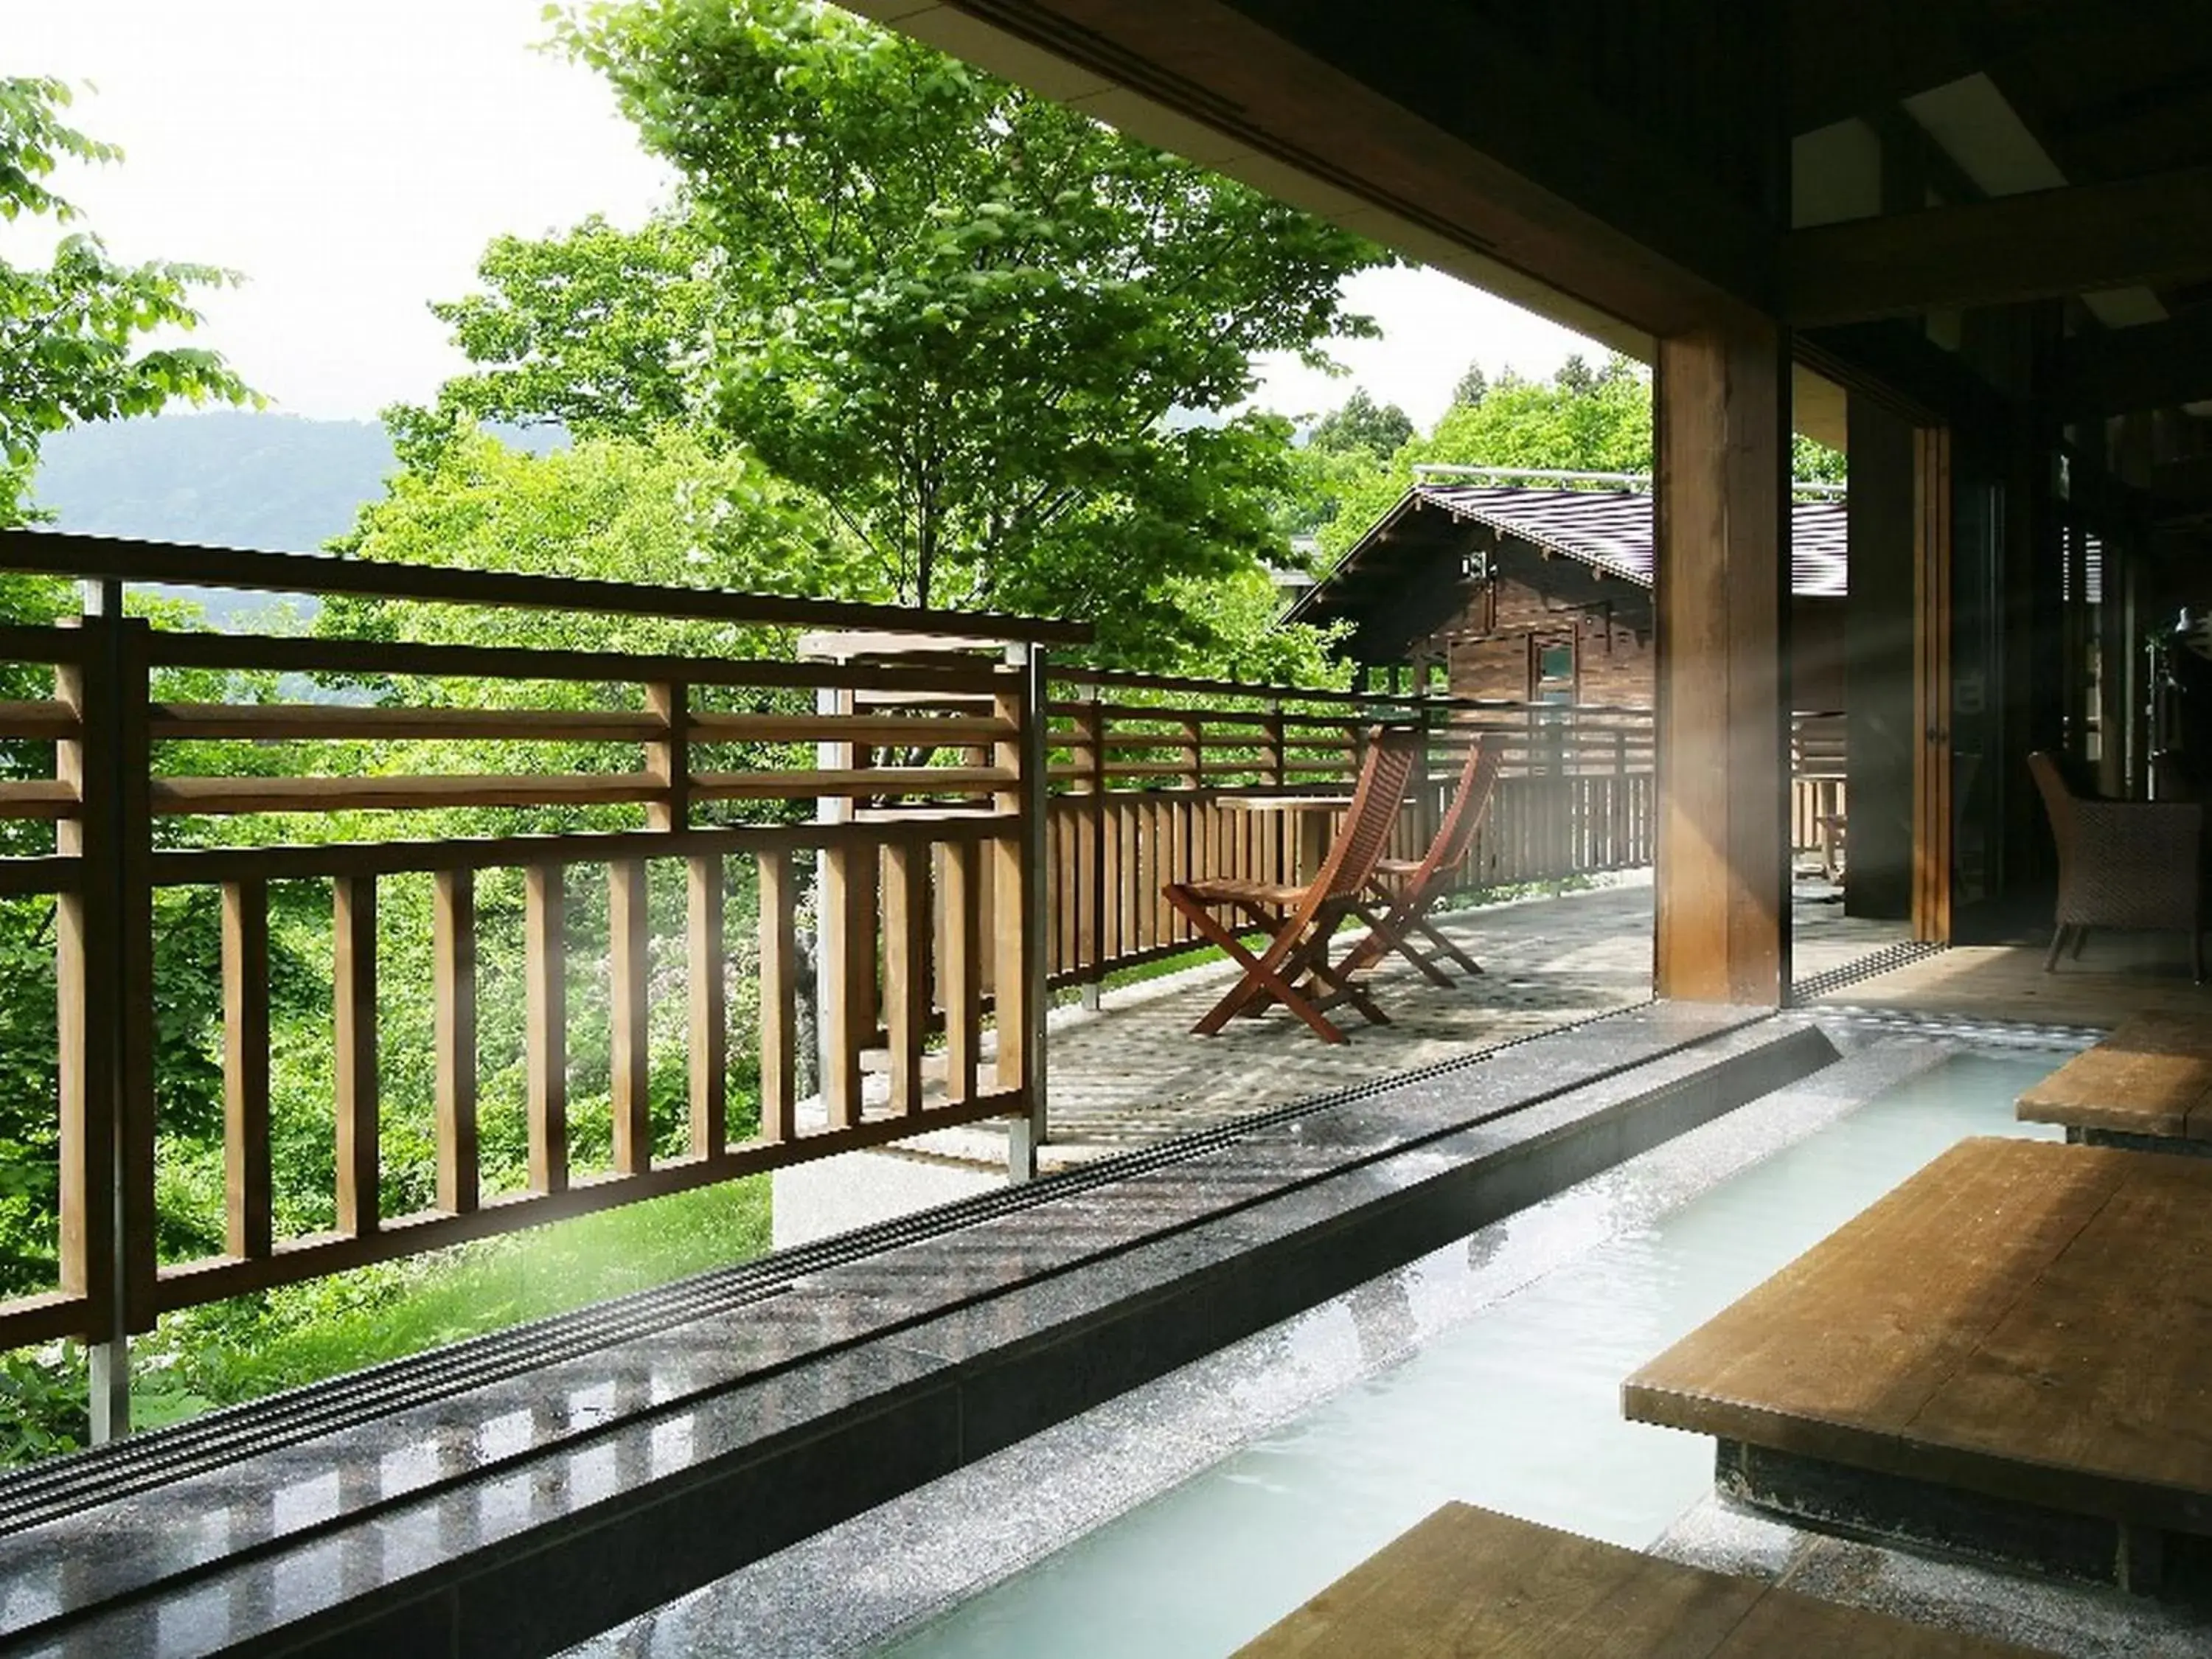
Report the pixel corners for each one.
[1287,474,1849,712]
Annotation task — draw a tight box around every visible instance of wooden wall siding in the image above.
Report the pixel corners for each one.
[1398,540,1845,714]
[0,550,1062,1356]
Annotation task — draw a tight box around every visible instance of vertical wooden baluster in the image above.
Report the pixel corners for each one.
[1116,797,1137,959]
[688,853,727,1157]
[526,864,567,1194]
[1134,796,1155,953]
[757,849,793,1142]
[883,837,928,1116]
[434,868,478,1214]
[610,858,650,1175]
[940,838,980,1103]
[334,874,378,1237]
[221,877,271,1259]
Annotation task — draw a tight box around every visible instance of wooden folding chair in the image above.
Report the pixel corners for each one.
[1343,736,1503,986]
[1164,726,1420,1044]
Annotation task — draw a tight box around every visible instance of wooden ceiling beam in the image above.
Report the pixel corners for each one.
[1787,2,1986,135]
[2056,307,2212,419]
[1784,163,2212,325]
[860,0,1776,335]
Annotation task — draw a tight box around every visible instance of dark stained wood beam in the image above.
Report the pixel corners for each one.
[1788,2,1986,135]
[1784,164,2212,324]
[869,0,1777,335]
[1653,320,1791,1004]
[2056,307,2212,419]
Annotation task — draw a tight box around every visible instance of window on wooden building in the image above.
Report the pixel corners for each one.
[1531,632,1577,704]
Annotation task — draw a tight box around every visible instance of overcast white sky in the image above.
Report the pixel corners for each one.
[7,0,1599,431]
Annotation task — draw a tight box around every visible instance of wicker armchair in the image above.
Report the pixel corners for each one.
[2028,751,2204,981]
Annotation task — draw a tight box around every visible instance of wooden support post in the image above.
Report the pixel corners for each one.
[1913,427,1955,944]
[1078,687,1106,1008]
[645,681,689,831]
[687,854,726,1157]
[220,877,272,1259]
[939,838,981,1104]
[526,864,567,1194]
[998,645,1049,1178]
[333,874,379,1236]
[2115,411,2155,801]
[1843,393,1917,922]
[55,645,116,1345]
[883,838,929,1117]
[815,683,874,1116]
[820,844,870,1129]
[1653,320,1791,1004]
[434,869,479,1214]
[55,612,150,1439]
[609,858,651,1175]
[757,849,794,1143]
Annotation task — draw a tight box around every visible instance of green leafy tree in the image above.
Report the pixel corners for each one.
[1321,354,1655,554]
[1793,432,1848,487]
[1309,389,1413,459]
[1452,361,1489,408]
[411,0,1388,667]
[0,77,255,527]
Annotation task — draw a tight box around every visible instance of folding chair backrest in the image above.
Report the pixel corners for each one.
[1413,737,1503,888]
[1310,726,1421,907]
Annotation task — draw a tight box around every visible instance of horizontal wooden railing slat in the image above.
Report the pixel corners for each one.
[0,527,1088,644]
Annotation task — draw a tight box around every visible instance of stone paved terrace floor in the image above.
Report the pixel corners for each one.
[888,877,1909,1173]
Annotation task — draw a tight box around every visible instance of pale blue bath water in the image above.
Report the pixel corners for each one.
[873,1051,2065,1659]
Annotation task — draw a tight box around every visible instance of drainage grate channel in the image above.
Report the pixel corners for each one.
[1790,939,1947,1004]
[0,997,1675,1537]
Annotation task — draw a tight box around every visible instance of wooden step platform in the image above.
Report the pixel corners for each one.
[1233,1501,2046,1656]
[1624,1137,2212,1593]
[2015,1010,2212,1152]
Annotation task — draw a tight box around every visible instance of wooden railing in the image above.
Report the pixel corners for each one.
[1040,669,1662,989]
[0,532,1079,1425]
[1790,710,1847,871]
[1038,673,1850,990]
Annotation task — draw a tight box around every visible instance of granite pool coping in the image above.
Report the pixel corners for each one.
[0,1000,1831,1658]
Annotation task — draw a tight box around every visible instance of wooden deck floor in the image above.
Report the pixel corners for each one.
[1233,1501,2045,1657]
[1815,928,2212,1029]
[903,881,1906,1169]
[1624,1137,2212,1584]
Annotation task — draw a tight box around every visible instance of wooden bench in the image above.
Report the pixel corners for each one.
[1233,1501,2045,1656]
[1624,1138,2212,1595]
[2015,1011,2212,1152]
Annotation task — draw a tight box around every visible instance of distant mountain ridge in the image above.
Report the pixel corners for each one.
[29,411,570,555]
[29,411,400,556]
[27,412,568,625]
